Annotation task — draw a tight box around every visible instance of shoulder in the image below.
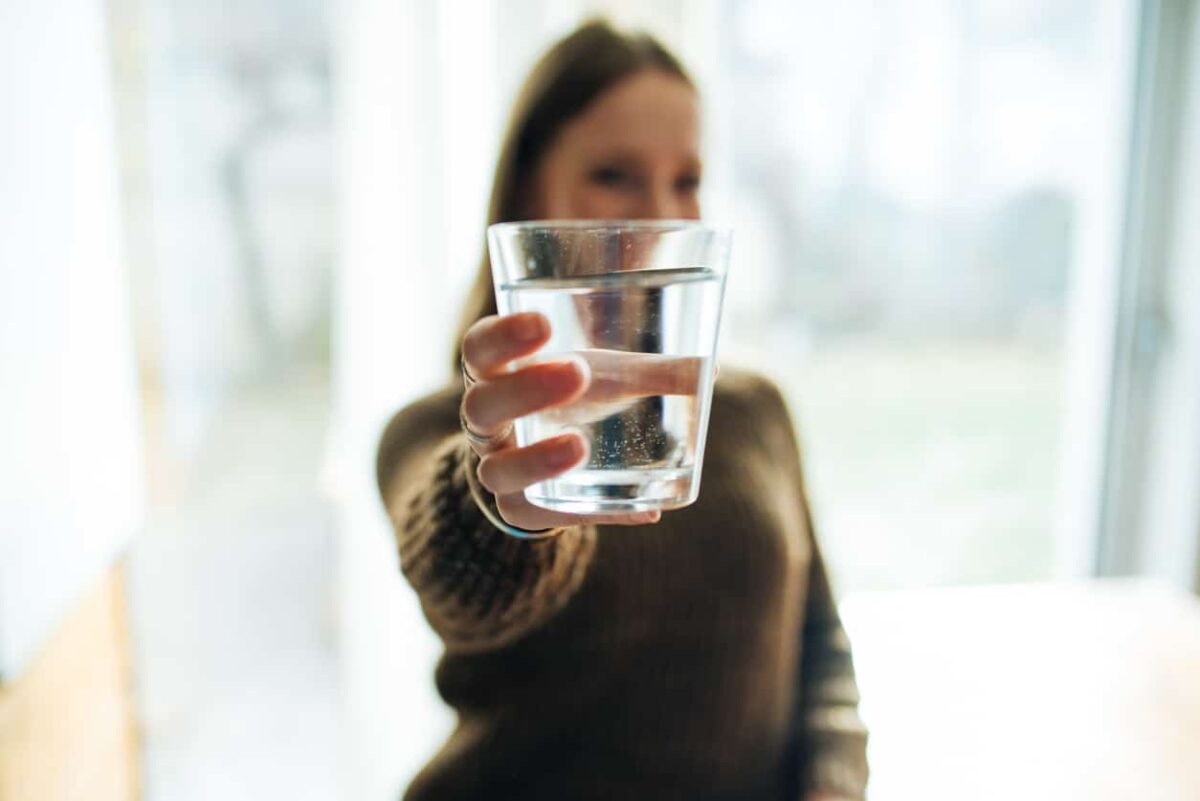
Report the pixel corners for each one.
[704,365,812,516]
[382,383,462,435]
[713,365,795,423]
[709,365,802,458]
[376,383,462,495]
[709,365,812,484]
[379,384,463,449]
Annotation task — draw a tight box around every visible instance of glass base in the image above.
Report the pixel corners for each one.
[524,467,698,515]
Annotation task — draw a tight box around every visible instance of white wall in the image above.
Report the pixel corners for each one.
[0,0,144,678]
[332,1,457,797]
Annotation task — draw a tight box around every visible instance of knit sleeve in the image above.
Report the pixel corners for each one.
[749,376,870,800]
[377,388,597,655]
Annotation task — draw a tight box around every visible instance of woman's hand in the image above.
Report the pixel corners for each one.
[460,312,663,531]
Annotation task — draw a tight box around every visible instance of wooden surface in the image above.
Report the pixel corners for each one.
[842,579,1200,801]
[0,566,138,801]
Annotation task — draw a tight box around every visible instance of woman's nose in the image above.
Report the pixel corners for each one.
[637,184,683,219]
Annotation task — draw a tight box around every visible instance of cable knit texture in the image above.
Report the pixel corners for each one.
[378,369,869,801]
[393,434,596,654]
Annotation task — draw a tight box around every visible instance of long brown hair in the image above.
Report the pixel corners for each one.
[451,19,693,370]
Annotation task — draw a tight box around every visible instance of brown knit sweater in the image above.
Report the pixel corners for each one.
[377,368,869,801]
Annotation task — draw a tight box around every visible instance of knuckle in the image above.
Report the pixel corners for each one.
[475,456,501,493]
[461,317,497,365]
[460,384,489,428]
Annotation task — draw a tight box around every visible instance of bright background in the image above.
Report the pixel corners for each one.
[3,0,1199,799]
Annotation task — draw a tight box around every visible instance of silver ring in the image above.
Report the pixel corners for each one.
[460,354,479,387]
[459,355,513,449]
[463,449,558,540]
[459,406,513,450]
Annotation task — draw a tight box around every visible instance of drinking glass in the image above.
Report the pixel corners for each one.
[488,220,731,514]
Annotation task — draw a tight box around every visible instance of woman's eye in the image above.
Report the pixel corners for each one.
[675,174,701,193]
[590,167,632,188]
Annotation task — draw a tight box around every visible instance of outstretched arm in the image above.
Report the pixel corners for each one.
[378,397,598,654]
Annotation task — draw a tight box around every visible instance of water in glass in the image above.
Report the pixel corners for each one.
[497,267,724,513]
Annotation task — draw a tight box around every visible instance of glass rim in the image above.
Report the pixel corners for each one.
[488,219,728,235]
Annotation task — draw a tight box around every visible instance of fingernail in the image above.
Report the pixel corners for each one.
[542,358,587,393]
[515,314,546,342]
[561,354,591,383]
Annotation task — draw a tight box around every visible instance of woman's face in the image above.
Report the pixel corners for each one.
[530,70,702,220]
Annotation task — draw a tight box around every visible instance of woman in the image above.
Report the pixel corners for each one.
[377,19,868,801]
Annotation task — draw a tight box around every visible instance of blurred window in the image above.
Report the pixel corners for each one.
[718,0,1135,591]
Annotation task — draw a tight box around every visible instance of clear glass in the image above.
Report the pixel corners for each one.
[488,221,731,514]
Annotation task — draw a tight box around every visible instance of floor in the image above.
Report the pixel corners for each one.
[127,368,339,800]
[843,579,1200,801]
[0,569,136,801]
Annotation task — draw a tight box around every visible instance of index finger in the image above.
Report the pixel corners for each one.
[462,313,550,380]
[577,350,707,402]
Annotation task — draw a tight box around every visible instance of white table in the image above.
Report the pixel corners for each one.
[842,579,1200,801]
